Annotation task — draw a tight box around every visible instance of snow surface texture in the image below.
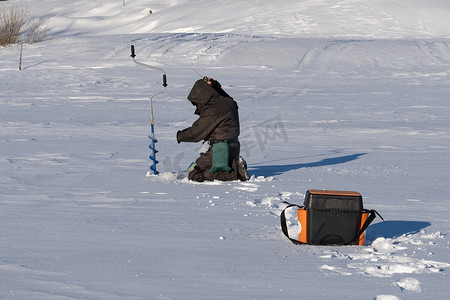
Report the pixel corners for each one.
[1,0,450,299]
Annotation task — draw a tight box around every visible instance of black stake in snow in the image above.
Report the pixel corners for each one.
[19,43,23,71]
[130,45,168,175]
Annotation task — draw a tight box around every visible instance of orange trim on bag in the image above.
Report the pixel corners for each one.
[297,209,308,243]
[358,212,369,245]
[308,189,361,197]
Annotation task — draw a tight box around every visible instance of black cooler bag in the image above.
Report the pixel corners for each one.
[281,190,382,245]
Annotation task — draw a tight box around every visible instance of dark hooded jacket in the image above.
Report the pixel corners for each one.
[177,79,240,143]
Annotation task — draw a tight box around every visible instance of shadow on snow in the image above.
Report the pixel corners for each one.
[366,220,431,242]
[248,153,367,177]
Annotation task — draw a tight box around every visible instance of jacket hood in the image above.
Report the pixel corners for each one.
[187,79,218,114]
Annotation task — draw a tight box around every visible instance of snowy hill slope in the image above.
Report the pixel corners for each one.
[1,0,450,299]
[18,0,450,38]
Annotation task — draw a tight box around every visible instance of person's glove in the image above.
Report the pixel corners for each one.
[209,78,221,89]
[209,78,230,97]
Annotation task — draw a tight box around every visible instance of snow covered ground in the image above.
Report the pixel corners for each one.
[1,0,449,299]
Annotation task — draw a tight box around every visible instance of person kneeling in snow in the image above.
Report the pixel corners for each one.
[177,78,249,182]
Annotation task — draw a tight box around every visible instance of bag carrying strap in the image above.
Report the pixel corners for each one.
[357,209,384,238]
[280,201,305,245]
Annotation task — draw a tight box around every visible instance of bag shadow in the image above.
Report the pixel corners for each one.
[366,220,431,242]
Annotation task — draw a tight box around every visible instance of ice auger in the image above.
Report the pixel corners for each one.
[130,45,168,175]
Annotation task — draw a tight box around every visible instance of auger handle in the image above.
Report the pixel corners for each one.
[131,45,136,58]
[130,44,167,87]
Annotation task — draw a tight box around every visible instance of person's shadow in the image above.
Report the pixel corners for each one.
[248,153,366,177]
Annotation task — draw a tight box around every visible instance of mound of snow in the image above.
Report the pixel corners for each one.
[16,0,450,38]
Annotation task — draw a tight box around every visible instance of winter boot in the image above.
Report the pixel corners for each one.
[188,166,205,182]
[236,156,250,181]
